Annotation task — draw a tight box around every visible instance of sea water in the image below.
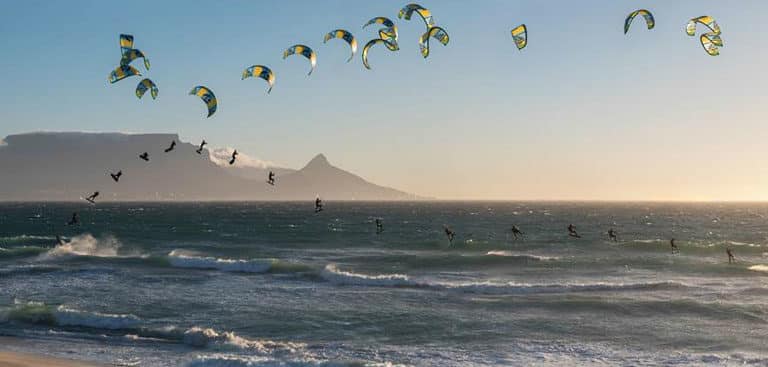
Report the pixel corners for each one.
[1,202,767,366]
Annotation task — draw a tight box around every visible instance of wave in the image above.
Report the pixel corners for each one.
[320,265,690,295]
[0,234,57,243]
[321,264,412,286]
[437,280,690,295]
[341,250,561,271]
[2,302,305,356]
[186,354,401,367]
[485,250,558,261]
[168,250,275,273]
[631,239,666,244]
[0,246,48,258]
[54,305,141,329]
[1,301,140,330]
[182,327,304,355]
[748,265,768,273]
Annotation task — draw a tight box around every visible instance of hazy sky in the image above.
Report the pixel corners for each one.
[1,1,766,200]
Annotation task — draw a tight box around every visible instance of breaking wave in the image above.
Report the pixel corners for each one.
[1,301,140,330]
[2,302,305,355]
[41,234,129,259]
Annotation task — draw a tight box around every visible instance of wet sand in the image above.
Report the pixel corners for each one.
[0,351,107,367]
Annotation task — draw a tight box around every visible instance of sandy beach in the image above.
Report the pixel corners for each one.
[0,351,106,367]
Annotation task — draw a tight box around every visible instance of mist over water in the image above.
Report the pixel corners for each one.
[1,202,768,366]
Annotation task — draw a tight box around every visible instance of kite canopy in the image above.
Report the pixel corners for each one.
[108,65,141,84]
[135,78,158,99]
[120,48,150,70]
[363,17,399,48]
[283,45,317,76]
[686,16,721,36]
[624,9,655,34]
[398,3,435,30]
[700,33,723,56]
[510,24,527,50]
[119,34,134,57]
[685,16,723,56]
[189,86,217,118]
[324,29,358,62]
[418,26,449,58]
[362,38,398,70]
[242,65,276,94]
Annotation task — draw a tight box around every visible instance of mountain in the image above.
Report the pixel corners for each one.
[270,154,415,200]
[0,132,419,201]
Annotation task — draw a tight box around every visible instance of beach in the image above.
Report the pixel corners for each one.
[0,352,103,367]
[0,336,105,367]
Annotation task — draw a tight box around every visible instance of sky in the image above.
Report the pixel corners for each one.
[1,0,767,201]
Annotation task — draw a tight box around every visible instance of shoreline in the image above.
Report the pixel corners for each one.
[0,337,108,367]
[0,350,107,367]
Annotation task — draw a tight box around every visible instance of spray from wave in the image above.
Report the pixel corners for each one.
[41,234,124,258]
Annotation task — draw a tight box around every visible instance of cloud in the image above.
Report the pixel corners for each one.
[209,147,275,169]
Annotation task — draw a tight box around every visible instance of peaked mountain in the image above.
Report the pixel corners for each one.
[0,132,419,201]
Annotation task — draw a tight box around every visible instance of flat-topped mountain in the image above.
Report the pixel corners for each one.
[0,132,418,201]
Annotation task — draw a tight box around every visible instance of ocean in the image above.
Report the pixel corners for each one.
[1,202,767,366]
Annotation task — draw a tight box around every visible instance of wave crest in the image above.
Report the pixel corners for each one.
[168,250,275,273]
[1,301,140,330]
[321,264,412,286]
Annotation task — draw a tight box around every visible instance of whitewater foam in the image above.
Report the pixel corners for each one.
[42,234,124,258]
[748,265,768,273]
[182,327,305,355]
[168,250,275,273]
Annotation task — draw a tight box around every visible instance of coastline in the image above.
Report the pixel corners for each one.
[0,351,107,367]
[0,337,108,367]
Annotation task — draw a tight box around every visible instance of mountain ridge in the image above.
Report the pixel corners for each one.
[0,132,421,201]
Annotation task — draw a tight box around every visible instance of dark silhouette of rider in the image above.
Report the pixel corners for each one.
[164,140,176,153]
